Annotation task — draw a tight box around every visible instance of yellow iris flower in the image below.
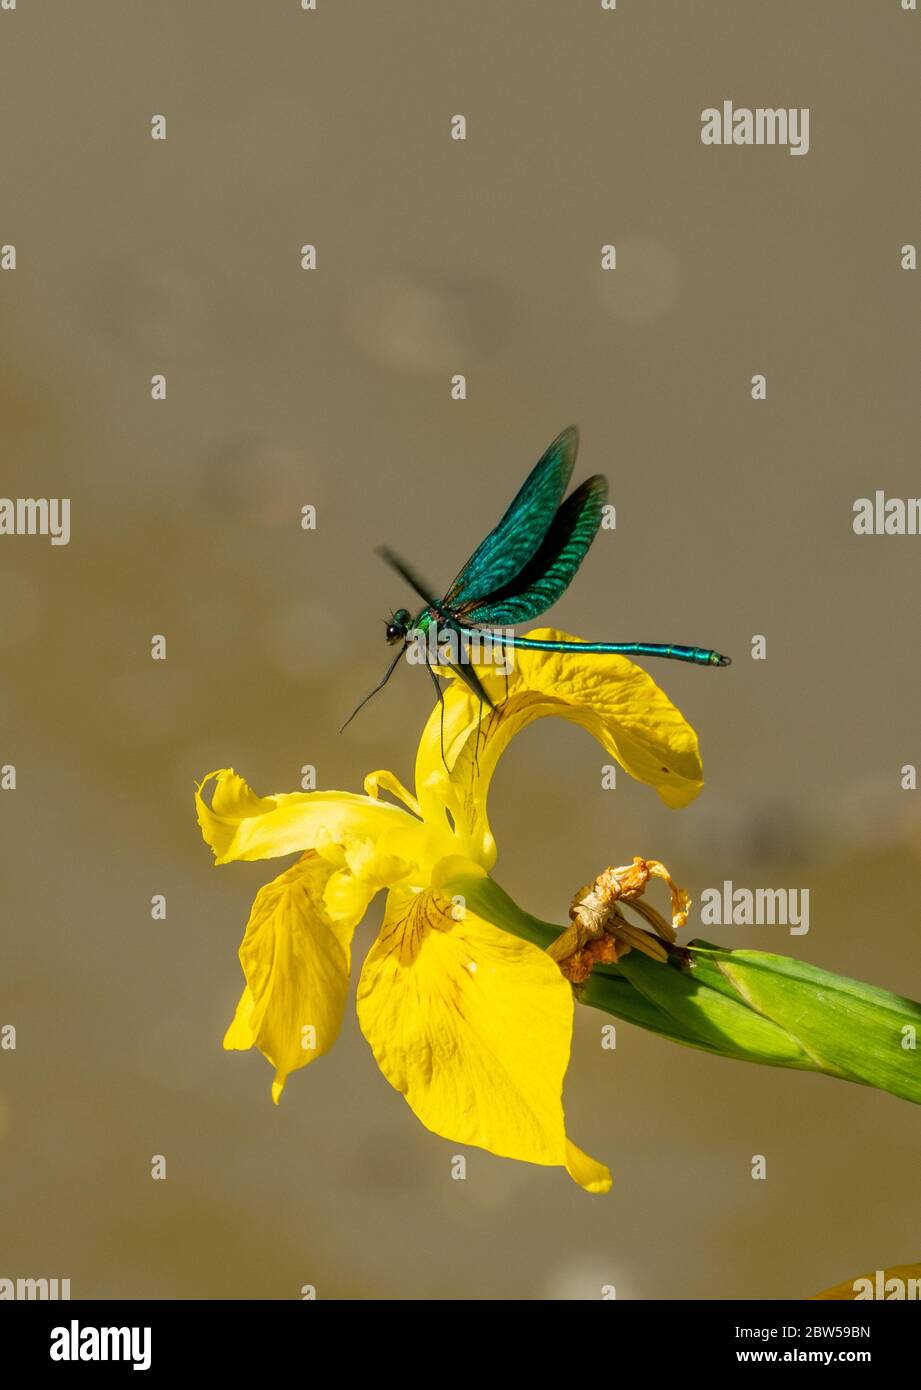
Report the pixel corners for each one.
[195,629,703,1192]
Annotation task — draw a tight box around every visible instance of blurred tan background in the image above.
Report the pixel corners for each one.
[1,0,920,1299]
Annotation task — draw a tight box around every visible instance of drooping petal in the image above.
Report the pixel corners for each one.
[565,1139,614,1195]
[356,885,611,1192]
[414,629,704,866]
[196,768,422,868]
[224,851,360,1103]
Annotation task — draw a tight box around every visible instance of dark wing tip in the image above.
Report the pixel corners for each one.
[584,472,608,503]
[376,543,409,575]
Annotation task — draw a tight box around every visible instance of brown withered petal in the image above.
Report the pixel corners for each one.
[551,856,690,980]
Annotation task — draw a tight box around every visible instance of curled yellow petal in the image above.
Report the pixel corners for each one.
[414,630,704,866]
[224,852,359,1102]
[363,768,421,818]
[356,885,610,1192]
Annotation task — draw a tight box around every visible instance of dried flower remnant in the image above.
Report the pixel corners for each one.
[552,858,690,982]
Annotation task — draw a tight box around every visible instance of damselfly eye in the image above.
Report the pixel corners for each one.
[385,609,411,645]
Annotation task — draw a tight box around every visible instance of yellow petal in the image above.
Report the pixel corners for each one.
[565,1139,613,1195]
[196,767,420,866]
[223,852,359,1102]
[414,629,703,867]
[356,886,611,1192]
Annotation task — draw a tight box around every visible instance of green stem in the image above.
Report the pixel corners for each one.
[454,873,921,1104]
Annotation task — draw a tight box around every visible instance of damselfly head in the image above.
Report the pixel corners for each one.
[385,608,411,645]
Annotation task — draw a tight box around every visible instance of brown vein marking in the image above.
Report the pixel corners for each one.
[380,889,456,968]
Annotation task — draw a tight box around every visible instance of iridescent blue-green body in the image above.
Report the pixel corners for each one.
[344,426,729,730]
[406,616,728,667]
[505,636,730,666]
